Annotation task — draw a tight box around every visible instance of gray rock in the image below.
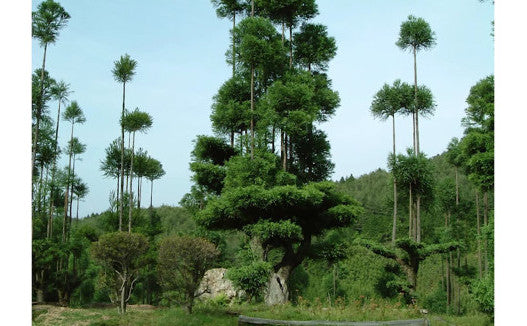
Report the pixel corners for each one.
[196,268,245,302]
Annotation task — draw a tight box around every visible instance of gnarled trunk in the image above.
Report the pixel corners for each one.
[264,265,292,305]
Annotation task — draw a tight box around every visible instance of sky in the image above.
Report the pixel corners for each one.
[29,0,494,218]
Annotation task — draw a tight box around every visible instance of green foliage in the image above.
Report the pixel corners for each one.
[245,219,303,247]
[91,232,148,273]
[122,108,153,134]
[211,75,251,137]
[293,23,336,72]
[255,0,318,28]
[32,0,70,46]
[62,101,86,124]
[396,15,436,52]
[223,151,295,190]
[234,16,284,69]
[389,149,435,199]
[158,236,220,313]
[192,135,237,165]
[227,261,271,301]
[112,54,137,84]
[371,80,413,120]
[471,273,494,315]
[463,75,494,133]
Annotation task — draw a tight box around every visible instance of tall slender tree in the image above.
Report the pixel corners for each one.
[67,137,86,223]
[61,101,85,242]
[371,80,413,244]
[122,109,153,233]
[396,15,436,155]
[47,81,71,237]
[211,0,247,76]
[32,0,70,174]
[145,158,165,208]
[112,54,137,231]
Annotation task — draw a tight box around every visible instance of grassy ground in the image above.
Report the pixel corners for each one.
[32,301,492,326]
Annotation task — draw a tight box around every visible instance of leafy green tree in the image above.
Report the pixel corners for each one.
[32,0,70,172]
[91,232,148,314]
[446,138,463,205]
[293,23,336,73]
[47,80,71,237]
[233,16,284,158]
[112,54,138,231]
[396,15,436,154]
[101,138,132,203]
[256,0,318,67]
[371,80,413,244]
[122,108,153,232]
[62,101,86,242]
[67,137,86,221]
[210,75,251,147]
[389,149,435,242]
[158,236,219,313]
[145,157,166,208]
[72,179,88,221]
[133,148,149,209]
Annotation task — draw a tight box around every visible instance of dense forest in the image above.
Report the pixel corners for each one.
[31,0,494,325]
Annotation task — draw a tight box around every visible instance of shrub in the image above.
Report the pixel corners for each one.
[158,235,219,313]
[227,261,271,302]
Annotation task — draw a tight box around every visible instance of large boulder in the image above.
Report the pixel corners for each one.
[196,268,245,302]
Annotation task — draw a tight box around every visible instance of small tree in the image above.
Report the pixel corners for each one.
[158,236,219,313]
[91,232,148,314]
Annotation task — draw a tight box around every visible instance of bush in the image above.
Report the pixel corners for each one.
[158,235,219,313]
[227,261,271,302]
[471,273,494,315]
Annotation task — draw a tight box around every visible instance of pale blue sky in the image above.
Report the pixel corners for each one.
[30,0,494,218]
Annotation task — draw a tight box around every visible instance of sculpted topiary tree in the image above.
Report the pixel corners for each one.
[358,238,458,301]
[196,153,362,304]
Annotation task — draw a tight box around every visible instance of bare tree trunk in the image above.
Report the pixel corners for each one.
[251,0,254,16]
[408,185,413,238]
[33,43,48,179]
[289,25,293,68]
[250,65,255,160]
[48,96,63,238]
[281,131,285,170]
[416,195,421,243]
[63,121,75,242]
[392,115,397,245]
[128,132,136,233]
[413,46,418,154]
[150,180,153,208]
[455,167,459,205]
[69,153,76,226]
[476,191,482,278]
[483,191,488,274]
[232,12,236,77]
[119,82,126,231]
[271,125,275,153]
